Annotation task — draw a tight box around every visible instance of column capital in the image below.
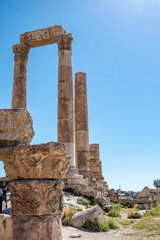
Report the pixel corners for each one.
[8,180,64,217]
[13,44,30,61]
[57,34,73,51]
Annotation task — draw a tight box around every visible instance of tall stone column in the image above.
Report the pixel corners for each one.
[57,34,74,165]
[75,72,90,176]
[12,44,30,109]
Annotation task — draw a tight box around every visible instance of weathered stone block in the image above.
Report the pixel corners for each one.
[58,80,73,100]
[0,142,70,180]
[0,214,13,240]
[0,109,34,147]
[75,151,89,169]
[71,206,105,228]
[58,99,73,120]
[75,96,88,112]
[58,66,72,82]
[13,215,62,240]
[58,119,73,143]
[90,166,101,173]
[58,50,72,67]
[20,25,65,48]
[75,112,88,131]
[75,131,89,151]
[75,72,87,96]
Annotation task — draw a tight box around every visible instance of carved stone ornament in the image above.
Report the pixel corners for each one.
[0,142,70,180]
[57,34,73,51]
[13,44,30,62]
[8,180,64,216]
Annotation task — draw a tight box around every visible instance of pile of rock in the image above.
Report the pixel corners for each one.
[137,186,160,210]
[108,189,136,207]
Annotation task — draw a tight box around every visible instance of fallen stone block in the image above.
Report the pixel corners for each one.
[71,205,105,228]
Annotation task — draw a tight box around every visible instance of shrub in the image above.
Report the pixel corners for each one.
[62,208,77,226]
[133,204,139,211]
[115,204,123,212]
[82,219,109,232]
[107,219,117,229]
[108,210,121,218]
[77,197,89,206]
[125,203,132,208]
[83,195,95,206]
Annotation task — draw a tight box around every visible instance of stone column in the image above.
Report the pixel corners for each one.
[89,144,103,180]
[12,44,30,109]
[0,141,70,240]
[57,34,74,165]
[9,180,64,240]
[75,72,90,176]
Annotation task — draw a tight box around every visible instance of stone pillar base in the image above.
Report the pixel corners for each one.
[13,216,62,240]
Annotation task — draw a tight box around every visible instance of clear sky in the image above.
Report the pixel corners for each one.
[0,0,160,191]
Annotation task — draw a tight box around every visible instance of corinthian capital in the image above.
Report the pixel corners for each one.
[8,180,64,216]
[13,44,30,61]
[57,33,73,51]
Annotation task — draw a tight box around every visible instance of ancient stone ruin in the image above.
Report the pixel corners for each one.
[1,24,159,240]
[137,186,160,210]
[0,25,110,239]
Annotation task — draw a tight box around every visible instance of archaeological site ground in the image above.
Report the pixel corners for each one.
[0,25,160,240]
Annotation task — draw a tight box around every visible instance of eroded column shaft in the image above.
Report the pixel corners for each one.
[75,72,90,174]
[89,144,104,180]
[12,44,30,109]
[57,36,74,165]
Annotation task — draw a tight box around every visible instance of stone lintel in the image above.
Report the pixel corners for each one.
[20,25,73,52]
[20,25,65,48]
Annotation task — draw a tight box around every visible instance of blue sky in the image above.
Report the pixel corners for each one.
[0,0,160,191]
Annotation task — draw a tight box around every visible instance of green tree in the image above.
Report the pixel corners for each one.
[153,179,160,189]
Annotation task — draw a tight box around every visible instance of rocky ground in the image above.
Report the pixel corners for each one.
[62,192,160,240]
[2,192,160,240]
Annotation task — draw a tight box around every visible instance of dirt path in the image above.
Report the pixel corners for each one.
[62,226,160,240]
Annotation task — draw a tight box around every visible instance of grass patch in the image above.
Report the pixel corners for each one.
[77,197,89,206]
[115,203,123,212]
[131,206,160,237]
[108,210,121,218]
[133,204,139,211]
[119,220,134,228]
[144,205,160,217]
[107,219,117,229]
